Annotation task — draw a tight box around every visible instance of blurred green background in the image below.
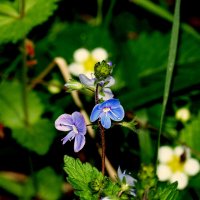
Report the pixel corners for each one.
[0,0,200,199]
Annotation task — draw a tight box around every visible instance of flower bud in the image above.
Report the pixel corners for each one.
[64,79,83,92]
[94,60,113,81]
[175,107,191,123]
[120,119,137,132]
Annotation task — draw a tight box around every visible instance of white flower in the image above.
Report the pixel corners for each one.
[69,47,108,77]
[175,107,191,122]
[157,145,200,190]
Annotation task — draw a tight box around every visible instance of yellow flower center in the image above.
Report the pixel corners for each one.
[167,155,184,172]
[83,56,97,72]
[103,107,110,113]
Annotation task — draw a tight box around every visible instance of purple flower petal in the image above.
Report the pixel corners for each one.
[61,131,76,144]
[55,114,73,131]
[100,113,111,129]
[74,134,85,152]
[72,112,86,134]
[90,104,102,122]
[79,74,95,86]
[107,106,124,121]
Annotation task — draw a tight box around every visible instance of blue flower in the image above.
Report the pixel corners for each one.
[117,167,137,196]
[90,98,125,129]
[55,111,86,152]
[79,74,115,100]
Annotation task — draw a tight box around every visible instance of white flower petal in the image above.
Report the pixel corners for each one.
[91,47,108,61]
[156,164,172,181]
[184,158,200,176]
[73,48,90,63]
[169,172,188,190]
[158,146,174,163]
[174,146,190,158]
[69,63,84,76]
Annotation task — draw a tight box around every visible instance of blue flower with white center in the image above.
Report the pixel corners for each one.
[90,98,125,129]
[55,111,86,152]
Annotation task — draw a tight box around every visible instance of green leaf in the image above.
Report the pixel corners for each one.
[157,182,179,200]
[0,81,44,128]
[0,167,62,199]
[0,174,35,199]
[0,81,55,154]
[12,119,56,155]
[35,167,63,200]
[149,182,179,200]
[180,113,200,152]
[63,155,104,200]
[0,0,58,44]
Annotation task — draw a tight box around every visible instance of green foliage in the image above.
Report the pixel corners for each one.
[0,81,43,128]
[148,182,179,200]
[0,0,58,44]
[180,112,200,152]
[63,155,104,200]
[64,156,123,200]
[33,167,63,200]
[12,119,55,155]
[0,167,62,199]
[0,81,55,154]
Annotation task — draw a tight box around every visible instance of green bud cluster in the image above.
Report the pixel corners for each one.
[94,60,113,81]
[136,164,157,198]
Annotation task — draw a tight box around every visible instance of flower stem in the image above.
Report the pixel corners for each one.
[95,83,106,175]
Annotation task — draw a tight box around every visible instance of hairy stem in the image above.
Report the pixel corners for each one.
[21,39,29,126]
[95,83,106,175]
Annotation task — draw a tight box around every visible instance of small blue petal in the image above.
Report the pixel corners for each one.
[108,106,124,121]
[100,113,111,129]
[100,98,120,109]
[72,112,86,134]
[79,74,95,86]
[74,134,85,152]
[90,104,102,122]
[61,131,75,144]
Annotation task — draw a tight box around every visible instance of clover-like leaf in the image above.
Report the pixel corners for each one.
[12,119,56,155]
[0,0,58,44]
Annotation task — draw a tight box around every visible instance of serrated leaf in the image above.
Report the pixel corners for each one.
[0,81,44,128]
[180,113,200,152]
[12,119,56,155]
[63,155,103,200]
[0,0,58,44]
